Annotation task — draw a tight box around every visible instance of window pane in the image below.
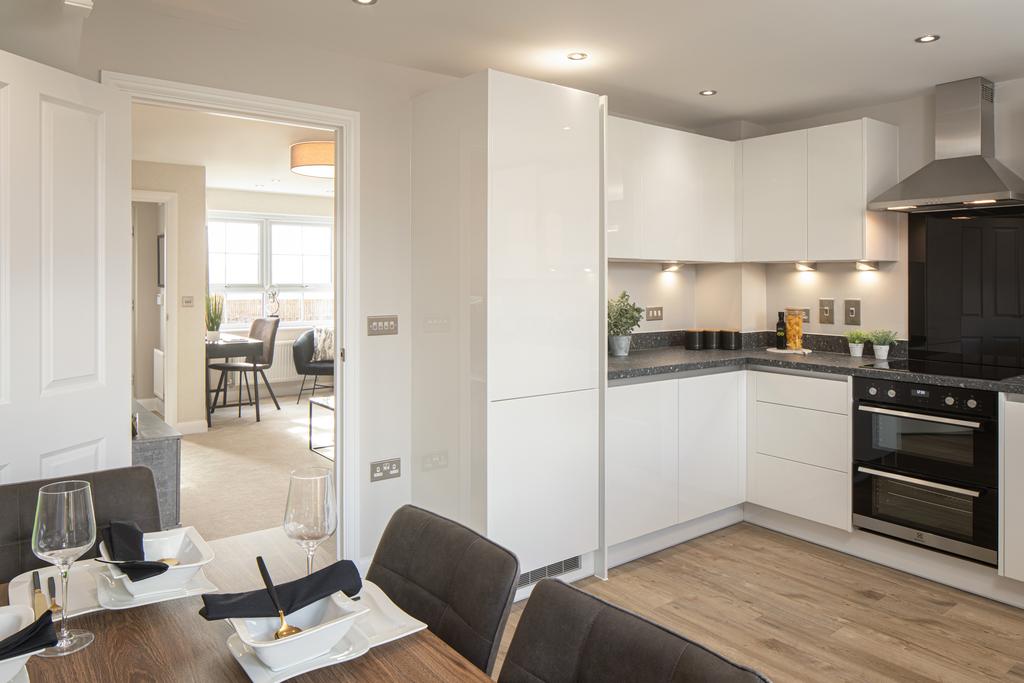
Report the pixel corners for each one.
[275,292,303,323]
[303,224,332,255]
[226,254,259,284]
[223,292,264,326]
[303,255,331,286]
[272,254,302,285]
[303,292,334,322]
[208,253,226,286]
[272,223,303,255]
[207,222,226,253]
[225,222,260,254]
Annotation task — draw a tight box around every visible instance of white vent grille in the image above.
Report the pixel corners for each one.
[516,555,582,589]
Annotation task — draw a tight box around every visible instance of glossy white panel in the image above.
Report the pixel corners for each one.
[39,437,104,478]
[641,126,698,261]
[679,372,744,522]
[807,120,865,261]
[697,136,738,262]
[606,381,678,545]
[605,116,643,260]
[741,129,808,262]
[748,451,851,532]
[487,71,600,401]
[755,401,849,473]
[40,96,103,392]
[754,371,849,415]
[488,390,598,572]
[1002,399,1024,581]
[0,81,8,405]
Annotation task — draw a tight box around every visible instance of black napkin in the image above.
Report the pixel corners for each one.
[0,611,57,661]
[199,560,362,621]
[100,521,169,582]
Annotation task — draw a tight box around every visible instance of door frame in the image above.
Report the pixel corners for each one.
[102,71,361,562]
[131,189,178,426]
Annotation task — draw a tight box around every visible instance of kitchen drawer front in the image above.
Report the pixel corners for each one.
[755,401,849,472]
[748,452,851,531]
[754,371,848,415]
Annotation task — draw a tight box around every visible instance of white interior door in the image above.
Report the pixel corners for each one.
[0,49,131,483]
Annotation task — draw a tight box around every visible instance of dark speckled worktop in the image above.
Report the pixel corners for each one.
[608,347,1024,394]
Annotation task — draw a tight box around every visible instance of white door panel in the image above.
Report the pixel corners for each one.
[0,49,131,483]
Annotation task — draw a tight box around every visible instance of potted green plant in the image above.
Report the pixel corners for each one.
[869,329,899,360]
[608,291,644,357]
[205,294,224,341]
[845,330,869,358]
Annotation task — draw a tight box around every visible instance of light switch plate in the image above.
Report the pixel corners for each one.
[819,299,835,325]
[645,306,664,322]
[370,458,401,482]
[796,307,810,323]
[422,450,448,471]
[845,299,862,326]
[367,315,398,336]
[181,296,194,307]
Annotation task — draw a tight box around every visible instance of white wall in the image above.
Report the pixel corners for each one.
[607,262,695,332]
[206,188,333,217]
[0,0,454,560]
[132,201,163,401]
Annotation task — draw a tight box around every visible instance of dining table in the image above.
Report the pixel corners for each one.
[206,334,265,426]
[1,527,491,682]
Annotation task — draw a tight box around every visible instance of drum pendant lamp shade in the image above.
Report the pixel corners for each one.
[290,141,335,178]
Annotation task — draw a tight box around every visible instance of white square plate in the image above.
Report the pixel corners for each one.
[6,562,103,622]
[95,567,217,610]
[344,580,426,647]
[100,526,215,597]
[227,625,371,683]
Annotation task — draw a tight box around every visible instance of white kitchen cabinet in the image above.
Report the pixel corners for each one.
[741,129,808,262]
[678,372,744,523]
[696,135,739,262]
[755,402,849,472]
[1002,397,1024,581]
[606,381,679,546]
[605,116,644,260]
[641,125,699,261]
[807,119,899,262]
[747,452,851,531]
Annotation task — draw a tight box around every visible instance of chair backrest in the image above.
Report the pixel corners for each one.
[292,329,315,374]
[366,504,519,675]
[499,579,770,683]
[0,466,162,584]
[248,317,280,366]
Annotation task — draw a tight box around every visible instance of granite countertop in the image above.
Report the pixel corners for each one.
[609,347,1024,394]
[133,401,182,443]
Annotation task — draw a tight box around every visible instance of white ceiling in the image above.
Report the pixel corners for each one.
[131,103,334,196]
[137,0,1024,129]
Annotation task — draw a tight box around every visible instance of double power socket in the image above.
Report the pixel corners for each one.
[818,298,861,326]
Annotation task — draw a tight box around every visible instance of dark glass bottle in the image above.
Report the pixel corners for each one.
[775,312,786,349]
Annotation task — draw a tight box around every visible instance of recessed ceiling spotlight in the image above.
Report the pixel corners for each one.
[353,0,377,4]
[915,34,940,43]
[698,89,718,97]
[566,52,589,61]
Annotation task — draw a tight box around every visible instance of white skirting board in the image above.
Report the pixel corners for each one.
[607,506,745,570]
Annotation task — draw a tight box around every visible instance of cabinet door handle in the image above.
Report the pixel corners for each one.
[857,404,981,429]
[857,466,982,498]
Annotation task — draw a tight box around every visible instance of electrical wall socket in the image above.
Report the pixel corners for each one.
[845,299,862,326]
[422,450,449,471]
[645,306,664,322]
[367,315,398,336]
[370,458,401,482]
[819,299,835,325]
[181,296,194,307]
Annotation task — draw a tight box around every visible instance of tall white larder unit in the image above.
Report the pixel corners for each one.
[410,70,602,577]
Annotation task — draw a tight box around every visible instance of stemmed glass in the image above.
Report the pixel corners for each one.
[283,468,337,575]
[31,480,97,657]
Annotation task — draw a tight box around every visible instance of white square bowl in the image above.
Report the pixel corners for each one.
[99,526,214,597]
[0,606,41,683]
[228,593,369,672]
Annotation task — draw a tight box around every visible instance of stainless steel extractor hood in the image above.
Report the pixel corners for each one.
[868,77,1024,213]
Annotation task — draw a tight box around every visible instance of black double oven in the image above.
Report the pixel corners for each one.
[852,377,998,565]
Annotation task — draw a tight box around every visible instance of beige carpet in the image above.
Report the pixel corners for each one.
[180,396,335,540]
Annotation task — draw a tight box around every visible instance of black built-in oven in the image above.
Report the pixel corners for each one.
[852,377,998,565]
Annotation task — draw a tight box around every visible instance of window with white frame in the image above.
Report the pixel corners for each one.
[207,212,333,328]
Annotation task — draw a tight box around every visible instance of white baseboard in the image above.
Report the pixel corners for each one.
[136,398,163,413]
[607,506,744,570]
[174,420,208,435]
[743,503,1024,609]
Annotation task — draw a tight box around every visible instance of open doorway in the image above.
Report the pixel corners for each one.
[112,74,360,554]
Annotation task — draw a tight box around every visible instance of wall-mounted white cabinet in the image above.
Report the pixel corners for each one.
[410,69,601,576]
[741,118,899,263]
[1002,396,1024,582]
[606,117,738,263]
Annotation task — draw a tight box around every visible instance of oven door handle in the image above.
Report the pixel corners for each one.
[856,466,982,498]
[856,404,981,429]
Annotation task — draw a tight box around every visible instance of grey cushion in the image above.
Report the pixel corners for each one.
[366,505,519,675]
[499,579,770,683]
[0,466,162,584]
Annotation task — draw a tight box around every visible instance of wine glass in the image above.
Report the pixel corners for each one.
[31,480,97,657]
[283,468,336,575]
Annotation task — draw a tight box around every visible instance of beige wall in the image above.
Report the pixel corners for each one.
[206,188,333,217]
[132,201,162,400]
[607,262,695,332]
[132,161,207,428]
[692,263,767,332]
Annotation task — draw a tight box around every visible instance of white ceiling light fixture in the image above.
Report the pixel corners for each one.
[795,261,817,272]
[290,141,335,178]
[352,0,378,5]
[566,52,589,61]
[915,34,940,43]
[855,260,879,271]
[662,262,681,272]
[698,89,718,96]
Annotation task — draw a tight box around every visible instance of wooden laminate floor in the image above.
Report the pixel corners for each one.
[495,523,1024,682]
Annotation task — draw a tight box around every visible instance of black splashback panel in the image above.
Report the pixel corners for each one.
[910,212,1024,368]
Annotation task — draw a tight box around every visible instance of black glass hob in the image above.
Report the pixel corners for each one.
[862,359,1024,382]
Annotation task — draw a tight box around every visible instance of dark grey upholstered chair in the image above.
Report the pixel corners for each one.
[292,329,335,404]
[499,579,770,683]
[210,317,282,414]
[366,504,520,675]
[0,466,162,584]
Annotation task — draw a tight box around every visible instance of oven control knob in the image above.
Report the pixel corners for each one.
[868,387,878,396]
[945,396,956,407]
[887,389,897,398]
[967,398,978,409]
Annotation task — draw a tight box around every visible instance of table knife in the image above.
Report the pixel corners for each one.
[31,571,48,618]
[47,576,60,613]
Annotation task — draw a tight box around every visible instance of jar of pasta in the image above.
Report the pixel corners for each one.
[784,308,804,350]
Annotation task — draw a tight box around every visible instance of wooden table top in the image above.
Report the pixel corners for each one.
[3,527,490,682]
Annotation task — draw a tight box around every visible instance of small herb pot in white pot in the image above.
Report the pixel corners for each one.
[206,330,221,341]
[609,335,632,357]
[848,343,865,358]
[874,344,890,360]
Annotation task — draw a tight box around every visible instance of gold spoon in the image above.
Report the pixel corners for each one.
[159,558,179,566]
[47,576,60,614]
[256,556,301,639]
